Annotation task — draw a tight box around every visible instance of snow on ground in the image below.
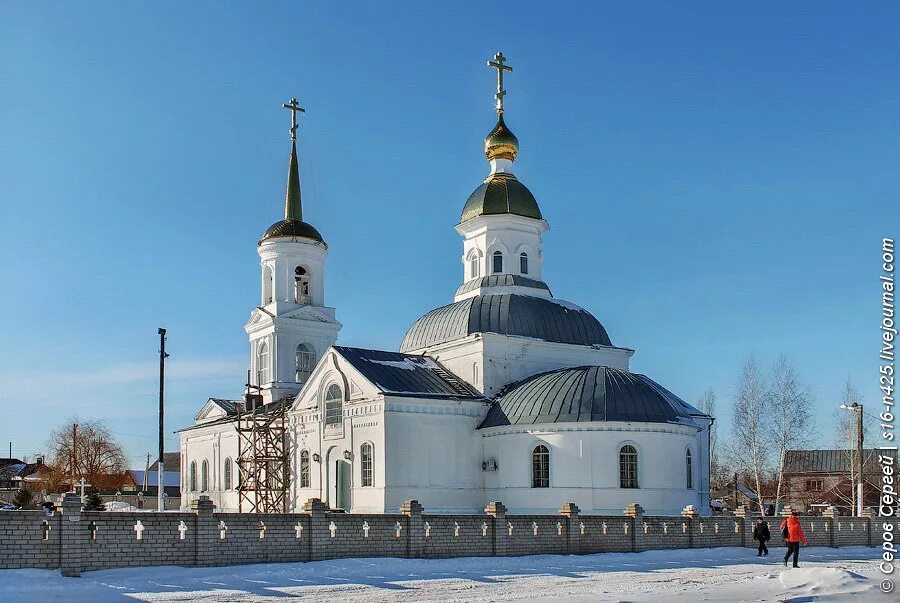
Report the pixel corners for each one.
[0,547,885,602]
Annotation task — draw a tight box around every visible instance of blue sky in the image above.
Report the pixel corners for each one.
[1,2,896,468]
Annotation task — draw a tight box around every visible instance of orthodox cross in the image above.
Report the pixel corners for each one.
[282,97,305,141]
[487,51,512,114]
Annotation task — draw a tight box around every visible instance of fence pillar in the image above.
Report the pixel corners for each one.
[559,502,580,554]
[484,501,507,557]
[624,503,645,552]
[303,498,329,561]
[733,505,748,547]
[822,506,838,548]
[401,500,424,558]
[191,495,215,566]
[60,493,83,577]
[681,505,699,549]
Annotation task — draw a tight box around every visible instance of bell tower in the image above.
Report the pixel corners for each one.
[245,98,341,403]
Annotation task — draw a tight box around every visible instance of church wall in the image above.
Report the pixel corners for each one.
[425,334,632,398]
[481,423,707,515]
[291,398,388,513]
[382,400,486,513]
[179,424,242,512]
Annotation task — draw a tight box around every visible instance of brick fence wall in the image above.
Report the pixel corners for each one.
[0,495,893,577]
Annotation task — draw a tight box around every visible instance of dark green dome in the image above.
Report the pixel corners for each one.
[479,366,706,429]
[260,219,326,245]
[460,172,542,223]
[400,294,610,353]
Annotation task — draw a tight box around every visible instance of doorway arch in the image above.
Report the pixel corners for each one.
[325,446,351,511]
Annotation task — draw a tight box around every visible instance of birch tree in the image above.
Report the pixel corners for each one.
[832,379,875,511]
[767,354,813,509]
[729,356,769,514]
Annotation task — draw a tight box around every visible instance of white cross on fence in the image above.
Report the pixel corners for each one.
[258,521,266,540]
[454,522,460,537]
[134,521,144,540]
[295,523,303,539]
[178,521,187,540]
[329,521,337,538]
[362,521,370,538]
[424,521,431,537]
[219,521,227,540]
[395,521,402,538]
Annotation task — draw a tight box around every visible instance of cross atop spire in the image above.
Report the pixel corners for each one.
[487,51,512,114]
[282,97,305,142]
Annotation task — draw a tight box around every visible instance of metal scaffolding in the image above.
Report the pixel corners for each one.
[236,390,290,513]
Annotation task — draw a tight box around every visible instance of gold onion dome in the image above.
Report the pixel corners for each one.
[484,114,519,161]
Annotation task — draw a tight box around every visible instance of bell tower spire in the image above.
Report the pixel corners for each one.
[282,97,305,222]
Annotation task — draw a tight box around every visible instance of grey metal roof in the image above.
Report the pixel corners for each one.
[334,346,482,398]
[455,274,551,297]
[400,294,612,352]
[479,366,703,428]
[782,449,895,475]
[150,452,181,472]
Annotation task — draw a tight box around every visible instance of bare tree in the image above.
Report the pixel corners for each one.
[696,389,722,488]
[728,356,770,514]
[768,354,813,509]
[46,419,130,491]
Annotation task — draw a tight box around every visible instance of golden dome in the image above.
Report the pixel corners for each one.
[484,114,519,161]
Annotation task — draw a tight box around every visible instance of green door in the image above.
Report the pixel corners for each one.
[335,460,351,510]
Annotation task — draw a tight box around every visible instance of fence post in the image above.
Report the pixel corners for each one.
[303,498,329,562]
[733,505,748,548]
[822,506,837,548]
[401,500,424,558]
[484,501,507,557]
[191,495,215,566]
[559,502,580,554]
[624,503,644,552]
[681,505,699,549]
[59,493,83,577]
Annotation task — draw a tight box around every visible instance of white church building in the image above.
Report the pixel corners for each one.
[179,54,713,516]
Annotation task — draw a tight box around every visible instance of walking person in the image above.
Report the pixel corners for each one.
[752,518,770,556]
[780,510,808,568]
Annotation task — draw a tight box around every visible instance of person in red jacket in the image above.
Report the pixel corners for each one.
[780,511,808,567]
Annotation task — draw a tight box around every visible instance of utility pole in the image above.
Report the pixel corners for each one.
[72,423,78,492]
[733,472,738,512]
[157,328,168,512]
[855,402,864,517]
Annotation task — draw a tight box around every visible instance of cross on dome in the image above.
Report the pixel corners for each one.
[487,51,512,114]
[282,97,305,142]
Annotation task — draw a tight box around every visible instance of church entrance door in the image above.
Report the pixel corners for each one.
[334,460,351,511]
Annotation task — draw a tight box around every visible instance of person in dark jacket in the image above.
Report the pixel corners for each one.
[780,511,808,568]
[752,518,770,556]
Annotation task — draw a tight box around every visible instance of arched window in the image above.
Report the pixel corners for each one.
[519,252,528,275]
[300,450,310,488]
[190,461,197,492]
[223,458,232,490]
[685,449,693,489]
[263,265,274,304]
[360,443,374,487]
[470,254,480,279]
[492,251,503,274]
[295,343,315,383]
[201,460,209,492]
[294,266,310,303]
[532,445,550,488]
[257,341,270,385]
[619,445,638,489]
[472,363,479,387]
[324,384,343,426]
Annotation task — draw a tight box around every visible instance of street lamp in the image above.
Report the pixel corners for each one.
[839,402,864,517]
